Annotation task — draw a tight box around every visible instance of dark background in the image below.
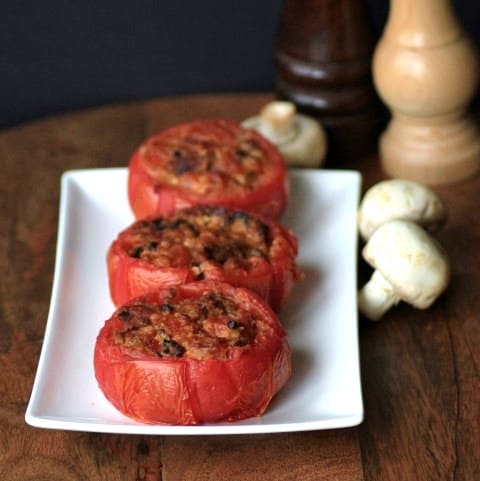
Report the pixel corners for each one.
[1,0,479,129]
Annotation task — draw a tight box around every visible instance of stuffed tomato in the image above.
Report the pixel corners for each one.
[127,119,288,220]
[94,281,291,425]
[107,205,302,310]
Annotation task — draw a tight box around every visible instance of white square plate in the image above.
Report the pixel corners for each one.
[25,168,363,435]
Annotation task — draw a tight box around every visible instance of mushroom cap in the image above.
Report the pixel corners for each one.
[242,101,327,167]
[357,179,447,240]
[362,220,450,309]
[276,114,327,167]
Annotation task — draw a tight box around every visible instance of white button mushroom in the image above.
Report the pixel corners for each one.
[357,179,447,241]
[242,101,327,168]
[358,220,450,321]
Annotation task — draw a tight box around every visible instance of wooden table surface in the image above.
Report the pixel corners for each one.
[1,93,478,480]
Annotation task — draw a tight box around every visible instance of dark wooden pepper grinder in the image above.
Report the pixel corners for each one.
[275,0,383,164]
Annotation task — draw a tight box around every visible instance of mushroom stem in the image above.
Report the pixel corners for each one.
[243,101,328,167]
[259,101,296,142]
[358,270,401,321]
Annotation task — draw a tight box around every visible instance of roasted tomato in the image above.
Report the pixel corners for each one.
[94,281,291,425]
[107,205,302,310]
[127,119,288,220]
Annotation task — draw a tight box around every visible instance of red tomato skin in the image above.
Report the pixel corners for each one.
[127,120,289,220]
[94,326,197,424]
[93,282,292,425]
[269,224,301,310]
[106,211,301,310]
[107,241,195,307]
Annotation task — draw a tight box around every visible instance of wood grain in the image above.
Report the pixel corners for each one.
[357,156,480,481]
[0,93,478,480]
[162,430,361,481]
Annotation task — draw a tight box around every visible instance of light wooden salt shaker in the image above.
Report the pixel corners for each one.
[373,0,480,185]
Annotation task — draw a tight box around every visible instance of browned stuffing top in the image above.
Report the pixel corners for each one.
[113,291,266,361]
[120,206,272,275]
